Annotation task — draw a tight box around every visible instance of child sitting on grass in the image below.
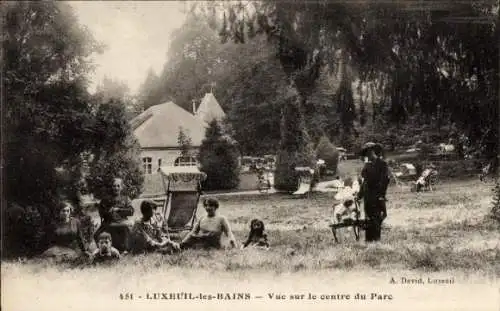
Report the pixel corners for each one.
[92,232,121,264]
[180,197,237,250]
[129,200,180,254]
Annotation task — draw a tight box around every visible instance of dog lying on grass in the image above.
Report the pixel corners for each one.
[242,219,270,250]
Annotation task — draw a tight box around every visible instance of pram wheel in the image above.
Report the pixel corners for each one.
[410,183,417,192]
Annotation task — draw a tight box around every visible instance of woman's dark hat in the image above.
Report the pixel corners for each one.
[360,142,383,157]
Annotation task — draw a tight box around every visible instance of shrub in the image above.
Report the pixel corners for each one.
[274,94,315,192]
[199,120,240,191]
[418,143,435,158]
[86,145,144,200]
[316,135,339,174]
[86,102,144,199]
[274,151,300,192]
[2,203,48,258]
[177,126,193,158]
[429,160,482,179]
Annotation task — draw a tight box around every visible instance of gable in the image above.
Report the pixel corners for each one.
[195,92,226,124]
[132,102,206,148]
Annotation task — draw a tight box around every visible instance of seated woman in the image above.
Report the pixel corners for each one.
[180,197,237,250]
[42,201,90,261]
[94,177,134,252]
[129,200,180,254]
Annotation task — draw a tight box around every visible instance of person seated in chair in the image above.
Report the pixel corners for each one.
[414,164,437,192]
[94,177,134,253]
[180,197,237,250]
[129,200,180,254]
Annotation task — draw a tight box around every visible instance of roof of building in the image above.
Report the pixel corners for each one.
[132,101,207,148]
[195,92,226,124]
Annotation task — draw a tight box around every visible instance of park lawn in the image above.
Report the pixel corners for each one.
[2,178,499,275]
[2,178,499,311]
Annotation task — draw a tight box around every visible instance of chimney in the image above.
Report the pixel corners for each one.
[192,99,196,114]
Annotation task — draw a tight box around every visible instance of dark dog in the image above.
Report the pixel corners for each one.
[242,219,270,249]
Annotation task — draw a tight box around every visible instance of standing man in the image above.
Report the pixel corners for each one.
[357,142,390,242]
[94,177,134,252]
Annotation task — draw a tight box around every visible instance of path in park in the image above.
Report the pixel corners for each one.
[140,179,339,200]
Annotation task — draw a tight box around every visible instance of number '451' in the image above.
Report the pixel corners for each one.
[120,293,133,300]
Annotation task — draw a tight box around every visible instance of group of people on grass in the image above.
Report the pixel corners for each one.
[42,177,238,264]
[39,142,390,264]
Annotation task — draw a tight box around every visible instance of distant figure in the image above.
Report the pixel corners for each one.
[180,197,237,250]
[94,177,134,252]
[357,142,390,242]
[414,164,438,192]
[92,232,120,264]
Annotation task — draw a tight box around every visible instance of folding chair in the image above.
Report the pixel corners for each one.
[157,166,207,239]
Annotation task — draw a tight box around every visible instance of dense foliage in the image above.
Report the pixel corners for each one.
[214,0,498,157]
[2,2,143,256]
[316,136,339,174]
[199,120,240,191]
[177,127,194,158]
[85,101,144,200]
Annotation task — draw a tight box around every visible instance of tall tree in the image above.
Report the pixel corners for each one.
[3,1,101,255]
[137,68,162,110]
[3,1,102,209]
[218,1,498,158]
[2,1,144,256]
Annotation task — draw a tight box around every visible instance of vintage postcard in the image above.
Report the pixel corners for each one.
[2,1,499,311]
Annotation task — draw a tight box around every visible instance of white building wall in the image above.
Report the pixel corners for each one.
[140,149,180,173]
[140,147,200,195]
[139,147,200,173]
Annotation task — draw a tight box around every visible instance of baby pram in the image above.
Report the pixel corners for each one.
[329,199,368,243]
[329,183,367,242]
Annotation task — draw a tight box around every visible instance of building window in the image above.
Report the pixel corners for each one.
[174,156,198,167]
[158,158,162,169]
[142,157,152,174]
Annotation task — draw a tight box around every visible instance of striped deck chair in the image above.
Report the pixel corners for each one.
[157,166,207,239]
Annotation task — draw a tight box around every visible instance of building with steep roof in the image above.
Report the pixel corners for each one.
[131,92,225,184]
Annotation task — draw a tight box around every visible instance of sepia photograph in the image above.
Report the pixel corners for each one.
[1,1,499,310]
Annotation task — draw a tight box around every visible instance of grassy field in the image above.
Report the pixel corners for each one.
[2,177,499,311]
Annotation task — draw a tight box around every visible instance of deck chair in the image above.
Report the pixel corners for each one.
[163,191,200,234]
[293,167,313,196]
[158,166,207,239]
[413,168,439,192]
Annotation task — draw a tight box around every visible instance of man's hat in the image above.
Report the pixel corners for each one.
[360,142,383,157]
